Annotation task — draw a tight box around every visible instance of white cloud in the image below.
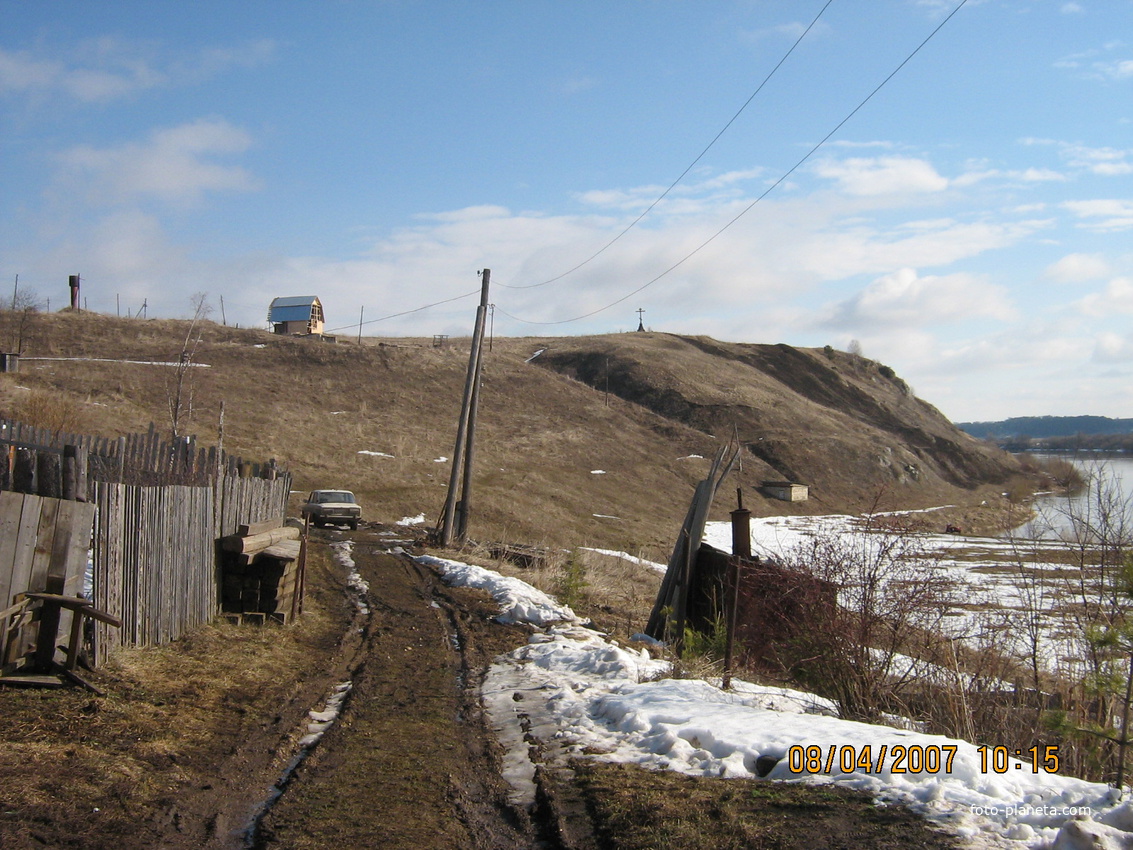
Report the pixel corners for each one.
[1077,277,1133,316]
[1094,332,1133,363]
[820,268,1014,331]
[574,169,763,213]
[796,217,1050,280]
[0,39,275,104]
[1045,253,1112,283]
[1064,144,1133,175]
[812,156,949,196]
[1063,199,1133,231]
[0,44,165,102]
[1015,168,1067,182]
[57,118,258,205]
[1096,59,1133,80]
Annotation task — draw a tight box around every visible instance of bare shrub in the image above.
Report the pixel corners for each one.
[769,512,959,724]
[1006,461,1133,785]
[11,389,88,434]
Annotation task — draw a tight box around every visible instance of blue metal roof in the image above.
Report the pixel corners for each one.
[268,295,320,322]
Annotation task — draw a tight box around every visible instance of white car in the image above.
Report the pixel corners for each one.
[301,490,362,529]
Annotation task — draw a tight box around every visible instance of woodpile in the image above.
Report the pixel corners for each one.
[219,520,305,624]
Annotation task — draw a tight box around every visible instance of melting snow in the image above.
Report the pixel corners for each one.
[421,546,1133,849]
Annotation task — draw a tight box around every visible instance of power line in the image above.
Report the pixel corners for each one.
[498,0,836,292]
[325,287,481,333]
[498,0,970,327]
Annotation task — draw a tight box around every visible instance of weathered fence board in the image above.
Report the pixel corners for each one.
[0,492,96,670]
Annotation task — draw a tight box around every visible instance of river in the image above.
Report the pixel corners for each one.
[1010,452,1133,540]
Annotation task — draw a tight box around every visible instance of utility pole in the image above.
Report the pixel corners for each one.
[220,295,227,326]
[636,307,645,332]
[358,306,364,345]
[11,274,17,311]
[439,269,491,545]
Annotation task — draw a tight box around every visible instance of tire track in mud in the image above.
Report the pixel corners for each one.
[250,530,555,849]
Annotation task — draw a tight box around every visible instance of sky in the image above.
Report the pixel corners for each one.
[2,1,1132,422]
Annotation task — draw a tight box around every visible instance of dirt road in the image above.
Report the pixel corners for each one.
[251,529,555,848]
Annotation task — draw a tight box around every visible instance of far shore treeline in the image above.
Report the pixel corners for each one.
[958,415,1133,453]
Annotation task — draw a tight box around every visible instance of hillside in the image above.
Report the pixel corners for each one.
[0,310,1028,556]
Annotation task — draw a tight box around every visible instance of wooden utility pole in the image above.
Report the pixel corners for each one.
[722,488,751,690]
[439,269,490,545]
[358,306,364,345]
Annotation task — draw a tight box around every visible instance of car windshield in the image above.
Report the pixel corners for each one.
[315,491,355,503]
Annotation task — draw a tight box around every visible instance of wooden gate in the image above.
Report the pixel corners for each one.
[0,491,96,670]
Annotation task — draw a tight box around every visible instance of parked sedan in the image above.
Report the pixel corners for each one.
[301,489,362,529]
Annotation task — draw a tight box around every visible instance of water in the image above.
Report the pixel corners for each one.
[1010,452,1133,541]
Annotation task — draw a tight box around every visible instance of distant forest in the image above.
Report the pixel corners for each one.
[957,416,1133,452]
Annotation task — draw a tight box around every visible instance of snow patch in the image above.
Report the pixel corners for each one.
[419,551,1130,848]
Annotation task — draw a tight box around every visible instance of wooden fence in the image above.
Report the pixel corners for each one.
[0,419,291,666]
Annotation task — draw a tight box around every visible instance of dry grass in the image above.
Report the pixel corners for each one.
[0,311,1028,557]
[571,761,963,849]
[0,546,351,849]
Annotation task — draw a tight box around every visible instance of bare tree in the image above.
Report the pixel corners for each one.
[167,293,213,439]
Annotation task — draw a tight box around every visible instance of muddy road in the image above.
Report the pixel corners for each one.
[250,529,572,849]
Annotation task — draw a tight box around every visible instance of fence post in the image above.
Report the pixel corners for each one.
[13,447,36,494]
[37,451,63,498]
[62,444,88,502]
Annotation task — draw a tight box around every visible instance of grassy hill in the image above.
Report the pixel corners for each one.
[0,310,1029,558]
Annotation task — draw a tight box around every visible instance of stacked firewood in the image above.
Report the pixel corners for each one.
[219,521,304,624]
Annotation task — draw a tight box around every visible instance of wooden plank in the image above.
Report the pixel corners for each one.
[9,495,42,604]
[221,526,299,555]
[0,674,67,688]
[0,491,26,609]
[260,540,301,561]
[237,519,283,538]
[30,496,60,594]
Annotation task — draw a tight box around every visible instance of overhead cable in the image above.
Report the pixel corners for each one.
[325,287,481,333]
[498,0,836,291]
[498,0,969,326]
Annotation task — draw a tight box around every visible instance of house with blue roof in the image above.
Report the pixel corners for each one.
[268,296,325,336]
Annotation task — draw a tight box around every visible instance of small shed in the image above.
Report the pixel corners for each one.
[268,296,325,336]
[762,481,809,502]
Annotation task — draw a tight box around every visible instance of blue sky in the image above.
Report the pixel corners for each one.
[3,1,1132,422]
